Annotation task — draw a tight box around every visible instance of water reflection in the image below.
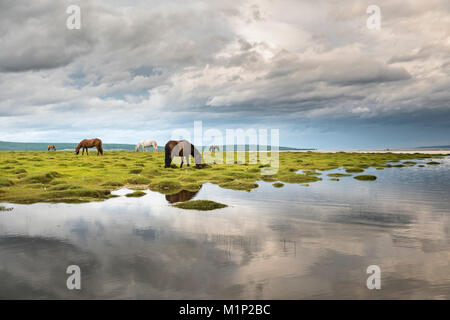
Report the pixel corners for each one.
[165,188,201,203]
[0,157,449,299]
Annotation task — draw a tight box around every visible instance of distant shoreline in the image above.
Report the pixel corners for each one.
[1,141,449,154]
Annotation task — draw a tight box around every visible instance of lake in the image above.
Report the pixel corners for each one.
[0,157,449,299]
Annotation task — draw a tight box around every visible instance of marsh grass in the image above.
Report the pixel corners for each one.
[125,191,146,197]
[272,182,284,188]
[345,168,365,173]
[0,150,443,204]
[172,200,227,211]
[354,175,377,181]
[327,173,352,177]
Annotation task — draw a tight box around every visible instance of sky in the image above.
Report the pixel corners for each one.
[0,0,449,149]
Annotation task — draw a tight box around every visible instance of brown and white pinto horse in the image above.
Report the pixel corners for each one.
[75,138,103,156]
[164,140,202,168]
[48,145,56,151]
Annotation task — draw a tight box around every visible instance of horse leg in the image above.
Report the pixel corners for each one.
[180,157,184,168]
[86,148,89,156]
[82,148,84,155]
[186,156,190,167]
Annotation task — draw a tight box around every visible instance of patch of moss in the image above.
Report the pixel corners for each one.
[327,173,352,177]
[278,174,321,184]
[354,175,377,181]
[345,168,364,173]
[0,206,13,212]
[260,175,278,182]
[101,181,124,187]
[125,191,146,197]
[48,184,81,191]
[149,179,182,194]
[172,200,227,211]
[0,177,14,186]
[272,182,284,188]
[427,161,440,165]
[126,176,151,185]
[24,171,62,184]
[129,168,143,174]
[303,170,322,176]
[46,188,111,200]
[218,180,259,191]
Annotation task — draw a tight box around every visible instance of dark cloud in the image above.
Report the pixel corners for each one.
[0,0,448,148]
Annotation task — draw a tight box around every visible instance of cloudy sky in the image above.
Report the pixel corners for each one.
[0,0,449,149]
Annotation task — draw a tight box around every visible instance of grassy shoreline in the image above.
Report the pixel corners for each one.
[0,150,445,204]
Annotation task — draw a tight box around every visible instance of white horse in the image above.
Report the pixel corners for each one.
[136,140,158,152]
[209,145,220,152]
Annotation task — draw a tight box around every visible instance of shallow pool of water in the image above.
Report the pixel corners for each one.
[0,157,449,299]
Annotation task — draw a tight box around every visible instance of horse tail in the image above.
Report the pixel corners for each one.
[165,143,172,168]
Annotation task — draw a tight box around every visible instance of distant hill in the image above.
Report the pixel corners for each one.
[0,141,313,151]
[0,141,137,151]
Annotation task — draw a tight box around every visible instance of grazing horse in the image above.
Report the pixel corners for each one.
[165,140,202,168]
[135,140,158,152]
[48,145,56,151]
[75,138,103,156]
[209,145,220,152]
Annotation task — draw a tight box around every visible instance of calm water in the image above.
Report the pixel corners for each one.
[0,157,449,299]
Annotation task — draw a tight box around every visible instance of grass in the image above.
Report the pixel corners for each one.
[427,161,440,165]
[272,182,284,188]
[0,205,13,211]
[125,191,146,197]
[172,200,227,211]
[0,150,444,204]
[327,173,352,177]
[345,168,364,173]
[354,175,377,181]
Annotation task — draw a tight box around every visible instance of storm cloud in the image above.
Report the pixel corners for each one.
[0,0,449,148]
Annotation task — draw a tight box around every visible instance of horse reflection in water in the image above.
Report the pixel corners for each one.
[165,187,201,203]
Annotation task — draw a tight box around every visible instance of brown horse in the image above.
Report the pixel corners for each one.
[165,140,202,168]
[75,138,103,156]
[48,145,56,151]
